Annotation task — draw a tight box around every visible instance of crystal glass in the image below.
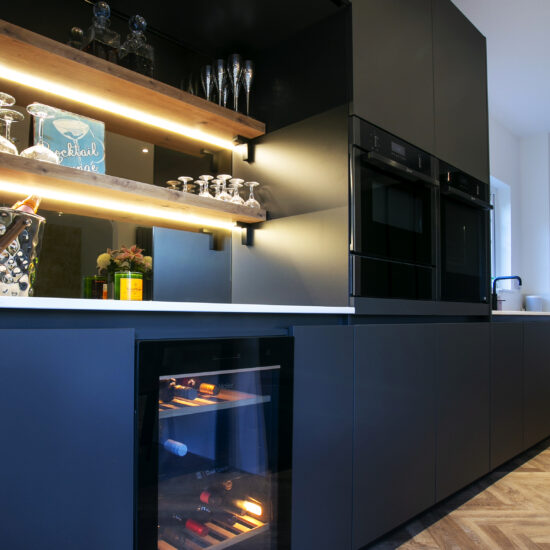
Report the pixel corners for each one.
[229,178,245,205]
[82,1,120,64]
[20,103,60,164]
[217,174,233,202]
[0,109,24,155]
[0,93,17,154]
[198,175,213,198]
[213,59,227,106]
[242,60,254,116]
[165,179,180,190]
[201,64,213,102]
[177,176,194,193]
[210,179,222,199]
[227,54,243,111]
[244,181,261,209]
[119,15,154,78]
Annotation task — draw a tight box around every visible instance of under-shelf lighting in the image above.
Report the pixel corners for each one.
[0,180,237,231]
[0,64,239,151]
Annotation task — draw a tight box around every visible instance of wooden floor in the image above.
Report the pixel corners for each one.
[368,439,550,549]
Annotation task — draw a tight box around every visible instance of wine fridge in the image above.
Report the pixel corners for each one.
[136,336,294,550]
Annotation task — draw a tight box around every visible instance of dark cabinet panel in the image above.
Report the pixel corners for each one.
[0,328,135,550]
[292,325,354,550]
[524,322,550,448]
[491,323,524,468]
[436,323,490,501]
[353,324,436,549]
[352,0,435,153]
[433,0,489,183]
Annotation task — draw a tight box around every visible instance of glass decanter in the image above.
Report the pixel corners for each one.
[67,27,84,49]
[82,1,120,64]
[119,15,155,78]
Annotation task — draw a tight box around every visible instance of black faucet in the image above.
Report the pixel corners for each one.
[492,276,522,310]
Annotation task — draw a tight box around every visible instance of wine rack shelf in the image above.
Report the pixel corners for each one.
[0,19,265,156]
[159,516,268,550]
[159,389,271,418]
[0,154,266,231]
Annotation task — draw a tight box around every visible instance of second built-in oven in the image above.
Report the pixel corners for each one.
[350,117,439,300]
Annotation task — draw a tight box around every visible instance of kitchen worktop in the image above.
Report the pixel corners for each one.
[0,296,354,315]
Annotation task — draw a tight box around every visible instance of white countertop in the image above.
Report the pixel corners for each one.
[0,296,355,315]
[493,310,550,316]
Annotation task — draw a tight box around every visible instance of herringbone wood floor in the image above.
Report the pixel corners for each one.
[368,439,550,549]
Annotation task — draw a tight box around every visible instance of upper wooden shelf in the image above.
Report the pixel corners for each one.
[0,153,266,231]
[0,20,265,156]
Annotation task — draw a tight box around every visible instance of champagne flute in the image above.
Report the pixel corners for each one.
[241,60,254,116]
[244,181,260,209]
[201,64,213,102]
[0,109,24,155]
[20,103,60,164]
[227,54,242,111]
[213,59,227,106]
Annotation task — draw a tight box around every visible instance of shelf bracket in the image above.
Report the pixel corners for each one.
[237,223,254,247]
[199,228,225,251]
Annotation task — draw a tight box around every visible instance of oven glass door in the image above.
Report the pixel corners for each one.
[441,196,489,302]
[352,148,435,266]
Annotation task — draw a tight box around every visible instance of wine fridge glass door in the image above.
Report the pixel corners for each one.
[137,337,293,550]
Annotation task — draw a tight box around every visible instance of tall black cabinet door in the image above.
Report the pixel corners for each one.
[0,328,135,550]
[524,322,550,448]
[491,323,524,469]
[436,323,490,501]
[433,0,489,183]
[352,0,435,153]
[353,324,436,549]
[292,325,354,550]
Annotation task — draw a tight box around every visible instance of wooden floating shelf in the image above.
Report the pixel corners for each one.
[0,154,266,231]
[0,19,265,156]
[159,389,271,418]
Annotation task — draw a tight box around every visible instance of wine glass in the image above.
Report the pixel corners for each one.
[227,54,242,111]
[210,179,221,199]
[241,60,254,116]
[20,103,60,164]
[0,93,18,155]
[198,175,213,198]
[165,179,180,190]
[244,181,260,209]
[201,65,213,102]
[213,59,227,106]
[229,178,245,205]
[177,176,194,193]
[217,174,233,201]
[0,109,24,155]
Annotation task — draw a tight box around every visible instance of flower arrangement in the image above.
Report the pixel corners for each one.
[96,245,152,279]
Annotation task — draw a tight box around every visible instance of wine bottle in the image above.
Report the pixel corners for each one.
[199,488,224,508]
[160,438,188,457]
[168,513,209,537]
[159,378,198,402]
[182,377,220,396]
[12,195,41,214]
[158,526,187,548]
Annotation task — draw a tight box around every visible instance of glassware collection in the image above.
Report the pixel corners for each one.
[165,174,262,209]
[0,92,61,164]
[198,55,255,115]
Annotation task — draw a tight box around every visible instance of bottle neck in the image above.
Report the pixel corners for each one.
[93,16,110,29]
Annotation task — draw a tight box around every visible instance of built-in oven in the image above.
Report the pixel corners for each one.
[439,162,491,303]
[350,117,439,300]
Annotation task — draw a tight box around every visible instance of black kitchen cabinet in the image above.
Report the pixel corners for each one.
[491,323,524,469]
[353,324,436,549]
[433,0,489,183]
[352,0,435,154]
[292,325,354,550]
[436,323,490,501]
[524,322,550,448]
[0,328,135,550]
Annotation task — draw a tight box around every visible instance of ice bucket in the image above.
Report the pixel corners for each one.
[0,207,46,297]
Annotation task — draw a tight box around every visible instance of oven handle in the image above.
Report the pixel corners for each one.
[364,151,439,187]
[442,186,492,210]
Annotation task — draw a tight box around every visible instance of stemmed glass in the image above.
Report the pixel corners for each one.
[241,60,254,116]
[244,181,260,209]
[213,59,226,106]
[217,174,232,201]
[227,54,242,111]
[229,178,245,205]
[210,179,221,199]
[20,103,60,164]
[0,108,24,155]
[198,175,213,198]
[0,93,19,155]
[178,176,194,193]
[165,179,180,190]
[201,65,213,102]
